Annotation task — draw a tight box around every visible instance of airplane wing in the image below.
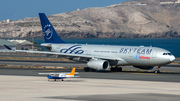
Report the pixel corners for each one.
[63,72,79,74]
[38,72,79,75]
[4,45,122,61]
[68,75,80,77]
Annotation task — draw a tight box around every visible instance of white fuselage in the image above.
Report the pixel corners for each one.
[46,43,175,67]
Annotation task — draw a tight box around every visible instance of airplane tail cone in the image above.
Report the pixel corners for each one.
[66,67,76,76]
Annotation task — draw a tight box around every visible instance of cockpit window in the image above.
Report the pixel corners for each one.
[168,53,171,55]
[163,53,172,55]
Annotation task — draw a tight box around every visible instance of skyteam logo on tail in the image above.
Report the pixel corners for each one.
[43,24,53,39]
[60,45,84,54]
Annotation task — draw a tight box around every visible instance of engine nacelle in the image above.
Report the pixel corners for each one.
[87,60,110,70]
[133,66,154,70]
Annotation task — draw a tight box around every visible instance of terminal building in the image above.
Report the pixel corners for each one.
[0,39,16,52]
[0,39,34,52]
[8,39,33,50]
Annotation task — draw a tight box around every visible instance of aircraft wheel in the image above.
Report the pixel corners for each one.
[115,66,119,72]
[110,67,114,72]
[62,79,64,81]
[89,68,96,72]
[111,67,122,72]
[114,67,118,71]
[92,69,96,72]
[84,67,96,72]
[154,70,160,74]
[84,67,89,72]
[118,67,122,72]
[55,79,56,81]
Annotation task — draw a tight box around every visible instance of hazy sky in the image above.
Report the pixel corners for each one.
[0,0,128,21]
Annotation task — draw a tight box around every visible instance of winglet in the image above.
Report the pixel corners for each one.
[4,45,13,50]
[66,67,76,76]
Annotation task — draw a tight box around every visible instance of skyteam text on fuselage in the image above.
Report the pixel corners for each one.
[4,13,176,73]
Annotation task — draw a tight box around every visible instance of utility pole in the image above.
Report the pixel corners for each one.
[15,12,16,21]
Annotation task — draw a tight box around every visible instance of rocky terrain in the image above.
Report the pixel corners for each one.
[1,0,180,39]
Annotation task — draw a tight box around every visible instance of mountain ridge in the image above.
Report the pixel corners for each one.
[0,0,180,39]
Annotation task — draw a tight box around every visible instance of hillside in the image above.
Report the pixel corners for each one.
[0,0,180,39]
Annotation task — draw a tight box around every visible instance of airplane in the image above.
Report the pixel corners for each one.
[4,13,176,74]
[39,67,79,81]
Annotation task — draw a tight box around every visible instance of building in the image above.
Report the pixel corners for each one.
[8,39,33,50]
[0,39,16,52]
[160,0,180,4]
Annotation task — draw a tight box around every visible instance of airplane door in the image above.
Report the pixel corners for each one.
[129,51,133,57]
[152,51,156,58]
[129,48,133,57]
[87,48,91,55]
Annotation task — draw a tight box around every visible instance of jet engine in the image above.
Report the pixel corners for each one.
[133,66,154,70]
[87,60,110,70]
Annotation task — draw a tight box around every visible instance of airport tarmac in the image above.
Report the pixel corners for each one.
[0,59,87,67]
[0,59,180,72]
[1,67,180,82]
[0,75,180,101]
[1,59,180,100]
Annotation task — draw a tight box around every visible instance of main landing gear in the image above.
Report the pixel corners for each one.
[110,66,122,72]
[48,79,64,82]
[154,66,161,73]
[84,67,96,72]
[84,67,123,72]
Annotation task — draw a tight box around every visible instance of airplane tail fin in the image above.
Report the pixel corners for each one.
[39,13,65,43]
[66,67,76,76]
[4,45,13,50]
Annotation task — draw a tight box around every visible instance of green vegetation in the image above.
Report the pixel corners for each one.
[123,69,129,71]
[3,64,8,66]
[84,21,93,26]
[15,22,41,27]
[136,69,141,72]
[20,66,23,68]
[15,29,21,31]
[72,23,81,28]
[145,17,152,21]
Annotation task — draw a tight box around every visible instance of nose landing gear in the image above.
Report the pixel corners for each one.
[154,66,161,73]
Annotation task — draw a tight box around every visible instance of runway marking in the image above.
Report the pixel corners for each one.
[113,72,159,75]
[41,70,60,71]
[131,73,159,75]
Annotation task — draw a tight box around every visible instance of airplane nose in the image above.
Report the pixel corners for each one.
[170,55,175,62]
